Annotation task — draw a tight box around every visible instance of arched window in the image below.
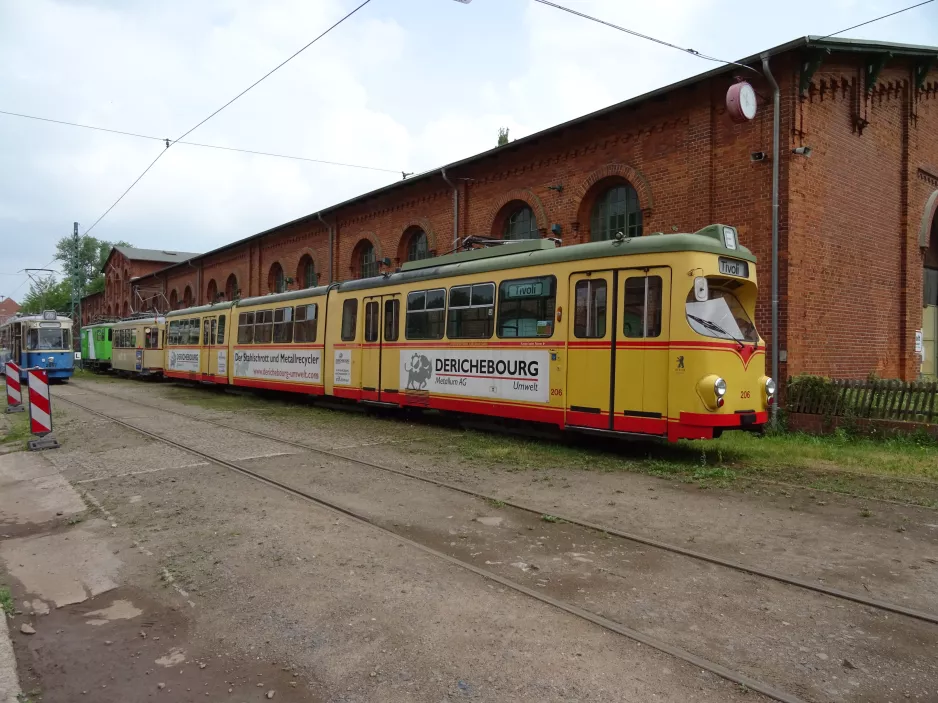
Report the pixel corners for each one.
[297,255,316,288]
[354,241,377,279]
[590,182,643,241]
[106,305,113,317]
[169,290,178,310]
[225,274,238,301]
[268,262,285,294]
[206,279,218,303]
[122,301,130,318]
[183,286,193,308]
[504,206,539,240]
[407,229,429,261]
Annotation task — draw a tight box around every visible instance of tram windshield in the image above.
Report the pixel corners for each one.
[685,281,758,344]
[26,326,70,350]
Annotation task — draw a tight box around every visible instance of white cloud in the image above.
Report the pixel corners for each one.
[1,0,934,300]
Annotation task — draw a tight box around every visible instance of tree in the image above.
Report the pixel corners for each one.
[20,276,71,315]
[54,235,132,299]
[497,127,510,146]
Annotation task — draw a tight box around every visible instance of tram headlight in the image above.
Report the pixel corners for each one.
[697,375,727,411]
[714,377,727,397]
[761,376,776,406]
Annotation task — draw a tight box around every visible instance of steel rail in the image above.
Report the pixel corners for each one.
[63,381,938,626]
[56,392,808,703]
[63,382,938,624]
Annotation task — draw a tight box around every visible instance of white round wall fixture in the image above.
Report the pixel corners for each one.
[726,81,757,123]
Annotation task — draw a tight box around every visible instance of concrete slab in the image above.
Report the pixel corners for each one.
[0,614,21,703]
[0,451,53,486]
[0,520,120,608]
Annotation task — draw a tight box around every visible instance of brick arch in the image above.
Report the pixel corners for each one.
[920,189,938,250]
[349,232,383,278]
[485,189,548,238]
[574,163,653,212]
[396,219,437,263]
[206,278,218,302]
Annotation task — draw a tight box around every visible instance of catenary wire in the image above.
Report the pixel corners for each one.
[818,0,934,39]
[531,0,761,74]
[0,109,402,174]
[81,0,374,237]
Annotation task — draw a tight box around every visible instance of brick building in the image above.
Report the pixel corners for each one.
[0,297,19,325]
[86,36,938,381]
[83,246,199,322]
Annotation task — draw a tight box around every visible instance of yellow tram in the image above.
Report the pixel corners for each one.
[165,224,772,440]
[111,316,167,376]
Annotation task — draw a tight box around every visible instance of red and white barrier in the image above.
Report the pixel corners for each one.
[4,361,24,413]
[27,369,52,436]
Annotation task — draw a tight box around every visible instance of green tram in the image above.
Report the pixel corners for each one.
[80,322,114,372]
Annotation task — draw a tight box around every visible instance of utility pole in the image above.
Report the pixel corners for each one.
[71,222,82,356]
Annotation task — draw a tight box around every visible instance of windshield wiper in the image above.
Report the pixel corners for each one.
[687,314,745,350]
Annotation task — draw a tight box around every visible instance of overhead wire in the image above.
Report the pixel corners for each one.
[80,0,375,236]
[818,0,934,40]
[0,110,402,174]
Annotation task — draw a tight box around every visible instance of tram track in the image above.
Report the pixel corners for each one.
[63,380,938,628]
[58,390,816,703]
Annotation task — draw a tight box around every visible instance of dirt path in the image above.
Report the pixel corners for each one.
[30,379,938,701]
[0,383,775,703]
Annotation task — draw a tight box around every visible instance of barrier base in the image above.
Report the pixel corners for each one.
[4,405,25,414]
[28,435,60,451]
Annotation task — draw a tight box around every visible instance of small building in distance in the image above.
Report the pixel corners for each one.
[83,246,200,323]
[0,298,20,325]
[88,36,938,381]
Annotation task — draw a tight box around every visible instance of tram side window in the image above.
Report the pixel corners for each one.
[145,327,159,349]
[167,321,179,346]
[574,279,607,338]
[216,316,226,345]
[364,302,379,343]
[384,299,399,342]
[341,299,358,341]
[405,289,445,340]
[622,277,663,338]
[255,310,273,344]
[108,328,113,342]
[237,312,255,344]
[448,283,495,339]
[273,307,294,343]
[497,276,556,338]
[188,318,200,345]
[203,319,212,346]
[131,329,137,348]
[294,304,318,343]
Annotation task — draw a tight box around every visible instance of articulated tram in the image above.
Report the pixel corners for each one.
[154,224,773,441]
[111,316,167,376]
[0,311,75,382]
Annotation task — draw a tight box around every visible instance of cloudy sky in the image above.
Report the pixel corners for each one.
[1,0,935,303]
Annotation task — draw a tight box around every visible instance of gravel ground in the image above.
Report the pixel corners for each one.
[66,378,938,613]
[16,381,778,703]
[35,378,938,701]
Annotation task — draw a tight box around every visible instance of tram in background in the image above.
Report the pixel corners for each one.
[111,316,167,377]
[80,322,114,372]
[162,224,773,441]
[0,311,75,382]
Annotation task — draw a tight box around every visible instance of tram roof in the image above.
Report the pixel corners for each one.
[113,316,165,327]
[237,286,329,308]
[338,225,755,293]
[165,300,236,318]
[2,314,72,325]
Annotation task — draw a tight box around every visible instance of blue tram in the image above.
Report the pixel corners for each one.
[0,311,75,382]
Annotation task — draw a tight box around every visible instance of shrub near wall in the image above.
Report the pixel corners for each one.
[786,374,938,438]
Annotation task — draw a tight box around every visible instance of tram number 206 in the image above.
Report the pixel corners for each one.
[551,388,563,397]
[740,390,751,399]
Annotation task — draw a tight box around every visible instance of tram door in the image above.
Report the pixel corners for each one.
[613,269,671,434]
[361,295,400,401]
[566,271,614,429]
[201,316,224,381]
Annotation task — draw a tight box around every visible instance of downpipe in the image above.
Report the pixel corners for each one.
[441,167,458,251]
[761,53,780,427]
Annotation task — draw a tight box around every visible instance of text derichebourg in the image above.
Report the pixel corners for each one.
[435,358,538,378]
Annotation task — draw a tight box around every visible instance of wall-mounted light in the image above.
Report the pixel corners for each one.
[550,224,562,236]
[547,184,563,193]
[792,146,812,157]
